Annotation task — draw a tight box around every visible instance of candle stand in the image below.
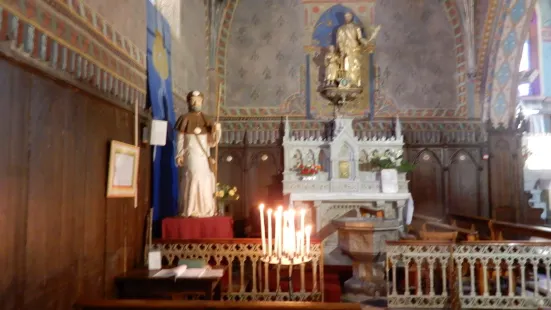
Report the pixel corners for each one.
[258,204,313,301]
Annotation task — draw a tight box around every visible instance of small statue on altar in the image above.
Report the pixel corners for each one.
[324,45,340,86]
[335,12,381,88]
[175,90,222,217]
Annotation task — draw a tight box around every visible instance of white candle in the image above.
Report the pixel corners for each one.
[274,210,279,257]
[259,204,266,255]
[282,210,288,256]
[276,206,283,257]
[295,231,301,255]
[305,225,312,256]
[267,209,273,256]
[288,209,296,257]
[300,209,306,256]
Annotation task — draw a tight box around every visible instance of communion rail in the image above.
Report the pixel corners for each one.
[386,241,551,309]
[146,239,324,302]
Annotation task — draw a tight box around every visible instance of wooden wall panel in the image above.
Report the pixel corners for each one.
[0,58,150,310]
[0,56,31,309]
[448,150,481,216]
[217,148,245,219]
[409,149,445,217]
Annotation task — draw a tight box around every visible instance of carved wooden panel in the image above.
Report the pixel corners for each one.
[408,149,445,217]
[245,148,283,212]
[448,150,481,216]
[217,148,245,219]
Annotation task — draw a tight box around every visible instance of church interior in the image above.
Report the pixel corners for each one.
[2,0,551,309]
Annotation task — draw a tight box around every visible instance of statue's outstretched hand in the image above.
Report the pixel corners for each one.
[176,156,184,167]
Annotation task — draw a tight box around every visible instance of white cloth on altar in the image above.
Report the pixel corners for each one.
[405,193,414,225]
[177,130,220,217]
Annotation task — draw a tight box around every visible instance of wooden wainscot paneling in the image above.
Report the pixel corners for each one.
[447,149,486,217]
[408,148,445,217]
[0,57,150,310]
[245,147,283,211]
[487,127,524,222]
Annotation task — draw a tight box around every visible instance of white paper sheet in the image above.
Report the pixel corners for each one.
[113,153,135,186]
[148,251,162,270]
[150,120,168,146]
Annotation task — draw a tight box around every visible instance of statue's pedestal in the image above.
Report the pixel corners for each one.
[332,217,401,302]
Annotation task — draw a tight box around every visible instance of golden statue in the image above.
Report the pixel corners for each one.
[324,45,340,86]
[335,12,380,88]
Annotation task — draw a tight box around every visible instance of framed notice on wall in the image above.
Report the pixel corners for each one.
[106,140,140,198]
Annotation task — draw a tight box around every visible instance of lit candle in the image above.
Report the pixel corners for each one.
[300,209,306,256]
[295,231,301,255]
[277,206,283,257]
[259,204,266,255]
[288,209,296,257]
[267,209,273,256]
[305,225,312,256]
[282,210,289,256]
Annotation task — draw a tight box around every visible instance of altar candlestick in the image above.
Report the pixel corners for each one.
[259,204,266,255]
[305,225,312,256]
[267,209,273,256]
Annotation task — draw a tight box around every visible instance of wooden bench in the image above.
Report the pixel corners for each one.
[409,214,444,235]
[489,220,551,241]
[74,300,362,310]
[421,222,479,241]
[447,213,491,239]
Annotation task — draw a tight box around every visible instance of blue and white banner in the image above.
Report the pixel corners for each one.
[146,0,178,223]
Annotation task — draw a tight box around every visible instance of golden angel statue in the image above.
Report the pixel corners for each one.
[335,12,381,88]
[324,45,341,86]
[174,91,222,217]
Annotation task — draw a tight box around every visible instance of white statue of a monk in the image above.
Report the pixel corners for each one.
[175,90,221,217]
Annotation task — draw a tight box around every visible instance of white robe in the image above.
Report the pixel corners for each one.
[177,127,221,217]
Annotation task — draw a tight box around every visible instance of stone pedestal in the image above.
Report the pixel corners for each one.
[332,217,402,302]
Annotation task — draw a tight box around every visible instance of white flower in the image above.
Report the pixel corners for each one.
[193,127,202,134]
[192,90,201,96]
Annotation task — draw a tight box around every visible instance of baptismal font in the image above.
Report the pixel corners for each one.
[320,12,380,113]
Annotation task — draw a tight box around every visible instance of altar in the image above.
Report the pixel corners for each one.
[281,117,412,265]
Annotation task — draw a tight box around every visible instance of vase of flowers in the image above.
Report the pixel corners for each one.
[296,163,321,181]
[369,150,415,193]
[214,183,239,216]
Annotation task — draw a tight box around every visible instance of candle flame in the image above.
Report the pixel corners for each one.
[300,209,306,215]
[305,225,312,234]
[267,208,273,214]
[259,203,265,210]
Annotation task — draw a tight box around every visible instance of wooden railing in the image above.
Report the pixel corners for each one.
[146,239,324,302]
[386,240,551,309]
[74,300,361,310]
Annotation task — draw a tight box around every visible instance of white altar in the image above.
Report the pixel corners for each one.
[281,116,412,265]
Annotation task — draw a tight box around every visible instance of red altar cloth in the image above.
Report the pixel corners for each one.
[162,216,234,239]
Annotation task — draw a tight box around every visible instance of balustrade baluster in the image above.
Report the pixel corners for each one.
[251,259,257,293]
[533,262,539,298]
[546,265,550,297]
[404,259,410,296]
[429,260,435,296]
[300,263,305,293]
[482,259,489,296]
[508,265,514,297]
[263,262,269,293]
[416,258,422,296]
[470,263,475,297]
[495,259,501,297]
[441,260,448,297]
